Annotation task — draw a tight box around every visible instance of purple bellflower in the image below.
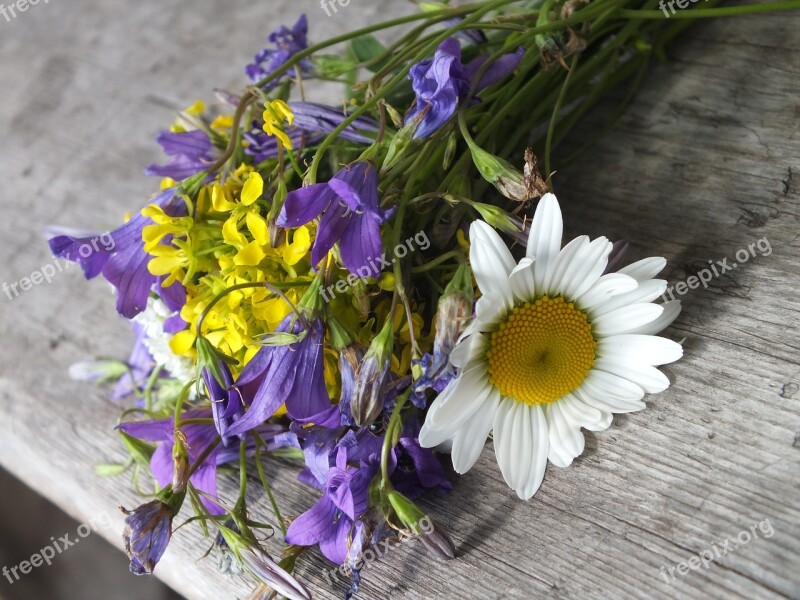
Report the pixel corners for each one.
[277,162,394,278]
[286,418,450,566]
[47,188,187,318]
[246,15,312,88]
[144,130,216,180]
[226,317,334,436]
[405,38,524,139]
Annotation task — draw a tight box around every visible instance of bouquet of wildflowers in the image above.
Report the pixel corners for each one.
[47,0,799,597]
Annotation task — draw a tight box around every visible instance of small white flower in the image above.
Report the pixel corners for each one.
[420,194,682,500]
[132,296,195,384]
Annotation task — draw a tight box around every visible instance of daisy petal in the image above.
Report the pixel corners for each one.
[420,365,492,447]
[618,257,666,282]
[451,390,502,473]
[575,387,646,414]
[509,257,536,303]
[519,404,548,499]
[627,300,682,335]
[449,332,487,369]
[556,237,613,301]
[594,357,670,394]
[527,193,563,290]
[492,398,517,489]
[598,334,683,366]
[582,369,644,402]
[577,273,638,309]
[542,235,588,295]
[469,221,515,306]
[592,303,664,336]
[474,292,509,332]
[589,279,667,316]
[546,401,583,468]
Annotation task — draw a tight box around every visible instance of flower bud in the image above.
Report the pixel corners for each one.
[467,202,520,237]
[68,359,128,383]
[171,435,190,493]
[351,320,393,427]
[418,519,456,561]
[434,264,474,357]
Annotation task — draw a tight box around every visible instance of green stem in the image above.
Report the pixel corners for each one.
[544,54,580,191]
[380,388,412,488]
[254,434,287,537]
[620,1,800,18]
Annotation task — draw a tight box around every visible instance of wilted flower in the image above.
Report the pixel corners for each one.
[219,527,311,600]
[351,320,393,427]
[121,494,183,575]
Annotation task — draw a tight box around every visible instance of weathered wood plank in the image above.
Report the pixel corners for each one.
[0,2,798,599]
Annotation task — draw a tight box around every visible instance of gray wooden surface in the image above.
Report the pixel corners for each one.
[1,1,799,599]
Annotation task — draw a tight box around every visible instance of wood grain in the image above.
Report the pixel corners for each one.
[0,2,798,599]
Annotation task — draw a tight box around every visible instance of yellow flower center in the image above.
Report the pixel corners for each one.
[486,296,596,405]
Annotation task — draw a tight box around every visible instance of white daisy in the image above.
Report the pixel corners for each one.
[419,194,683,500]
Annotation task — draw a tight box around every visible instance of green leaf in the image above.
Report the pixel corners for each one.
[118,432,155,469]
[349,35,390,72]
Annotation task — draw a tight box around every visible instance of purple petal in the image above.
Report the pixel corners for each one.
[338,212,384,278]
[190,464,225,516]
[311,201,351,267]
[285,496,337,547]
[278,183,334,228]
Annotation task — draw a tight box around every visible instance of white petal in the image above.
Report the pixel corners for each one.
[469,221,515,306]
[527,194,563,290]
[451,390,502,473]
[597,334,683,366]
[509,257,536,303]
[450,332,487,369]
[627,300,682,335]
[419,365,491,447]
[492,398,519,489]
[582,369,644,401]
[473,292,509,332]
[617,257,666,281]
[577,273,638,309]
[559,393,604,429]
[555,237,613,301]
[594,357,670,394]
[574,386,646,414]
[589,279,667,316]
[592,303,664,336]
[546,401,583,468]
[518,404,549,500]
[542,235,588,295]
